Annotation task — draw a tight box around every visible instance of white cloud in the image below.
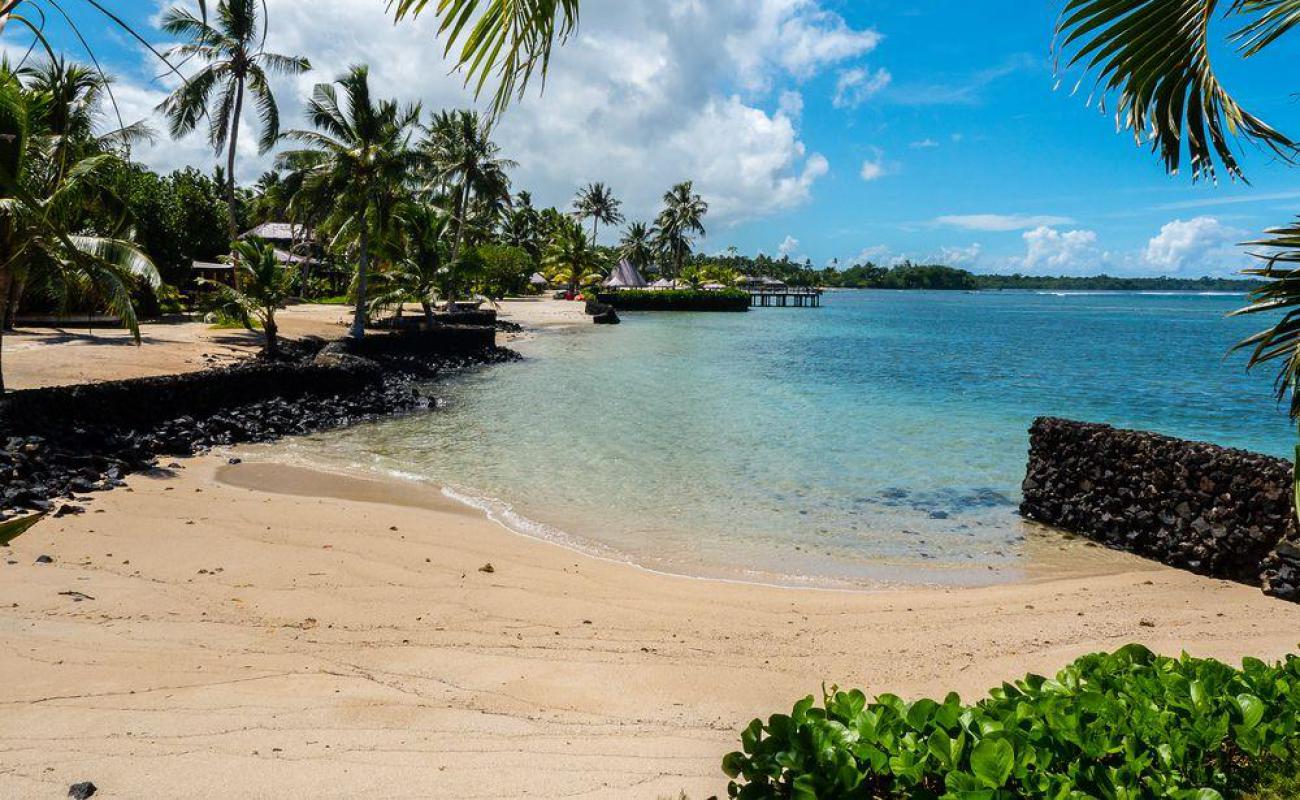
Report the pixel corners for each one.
[833,66,891,108]
[126,0,872,228]
[1142,216,1246,274]
[859,149,888,182]
[778,89,804,119]
[939,243,983,266]
[935,213,1074,232]
[909,138,939,149]
[778,235,800,257]
[1020,226,1101,273]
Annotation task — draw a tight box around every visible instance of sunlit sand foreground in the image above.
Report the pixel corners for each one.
[2,454,1299,799]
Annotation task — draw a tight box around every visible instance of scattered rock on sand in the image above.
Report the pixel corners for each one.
[68,782,97,799]
[478,563,495,574]
[35,554,53,564]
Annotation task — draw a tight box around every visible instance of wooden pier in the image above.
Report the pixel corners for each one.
[747,288,823,308]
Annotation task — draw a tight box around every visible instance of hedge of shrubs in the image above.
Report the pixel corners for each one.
[723,645,1300,799]
[598,289,750,312]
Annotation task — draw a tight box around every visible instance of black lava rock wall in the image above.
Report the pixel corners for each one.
[0,327,509,521]
[1020,417,1300,601]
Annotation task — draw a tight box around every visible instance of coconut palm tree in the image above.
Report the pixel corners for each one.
[0,71,160,391]
[388,0,580,116]
[279,64,423,340]
[370,202,450,327]
[502,190,543,263]
[156,0,311,251]
[201,237,295,357]
[572,181,623,246]
[654,181,707,279]
[618,221,655,273]
[423,109,514,307]
[544,218,603,293]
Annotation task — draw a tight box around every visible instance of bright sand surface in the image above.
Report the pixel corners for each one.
[0,297,584,389]
[4,297,1300,797]
[2,455,1300,798]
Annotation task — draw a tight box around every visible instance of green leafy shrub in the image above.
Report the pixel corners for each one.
[724,645,1300,799]
[599,288,749,312]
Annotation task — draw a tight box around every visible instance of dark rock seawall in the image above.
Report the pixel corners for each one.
[1021,417,1300,601]
[0,327,512,520]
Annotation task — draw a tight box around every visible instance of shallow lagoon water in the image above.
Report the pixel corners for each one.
[282,290,1292,587]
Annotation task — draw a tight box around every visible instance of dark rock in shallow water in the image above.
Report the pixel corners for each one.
[593,309,621,325]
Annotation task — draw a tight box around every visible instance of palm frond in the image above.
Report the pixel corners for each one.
[389,0,579,117]
[1232,0,1300,55]
[1230,217,1300,416]
[1056,0,1298,182]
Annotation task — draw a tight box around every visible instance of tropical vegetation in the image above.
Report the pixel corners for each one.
[0,61,159,391]
[724,644,1300,799]
[201,238,294,356]
[157,0,310,254]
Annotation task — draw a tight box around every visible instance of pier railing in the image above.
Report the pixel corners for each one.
[746,287,823,308]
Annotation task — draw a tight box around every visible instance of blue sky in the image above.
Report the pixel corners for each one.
[33,0,1300,276]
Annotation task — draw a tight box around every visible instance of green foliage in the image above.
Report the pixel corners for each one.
[475,243,532,299]
[606,289,749,312]
[724,645,1300,799]
[199,237,295,355]
[388,0,580,118]
[116,164,229,288]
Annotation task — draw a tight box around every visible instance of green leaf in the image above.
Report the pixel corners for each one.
[0,512,43,546]
[927,730,965,769]
[970,738,1015,789]
[791,773,818,800]
[1234,693,1265,730]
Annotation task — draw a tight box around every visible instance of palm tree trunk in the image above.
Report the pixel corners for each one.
[264,309,278,357]
[0,267,12,393]
[445,181,471,313]
[351,223,369,341]
[226,75,246,291]
[4,276,22,330]
[421,300,434,328]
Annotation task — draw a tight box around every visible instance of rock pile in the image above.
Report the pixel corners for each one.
[1021,417,1300,601]
[0,335,517,521]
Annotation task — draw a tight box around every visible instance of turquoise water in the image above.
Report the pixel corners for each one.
[284,291,1294,587]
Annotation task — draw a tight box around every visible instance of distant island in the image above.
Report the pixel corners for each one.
[691,254,1263,292]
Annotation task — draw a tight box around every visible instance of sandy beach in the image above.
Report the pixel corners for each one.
[0,298,584,389]
[4,297,1300,798]
[2,451,1300,798]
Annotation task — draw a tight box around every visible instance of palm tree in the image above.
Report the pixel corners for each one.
[370,203,450,327]
[1057,3,1300,383]
[572,181,623,246]
[201,238,295,357]
[654,181,707,278]
[0,72,160,391]
[423,109,514,308]
[618,221,655,273]
[502,190,543,263]
[280,64,423,340]
[388,0,580,116]
[157,0,311,251]
[544,218,603,293]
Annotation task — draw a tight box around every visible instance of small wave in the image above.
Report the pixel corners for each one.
[439,484,611,558]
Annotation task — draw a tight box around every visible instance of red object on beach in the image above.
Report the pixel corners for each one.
[575,293,584,302]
